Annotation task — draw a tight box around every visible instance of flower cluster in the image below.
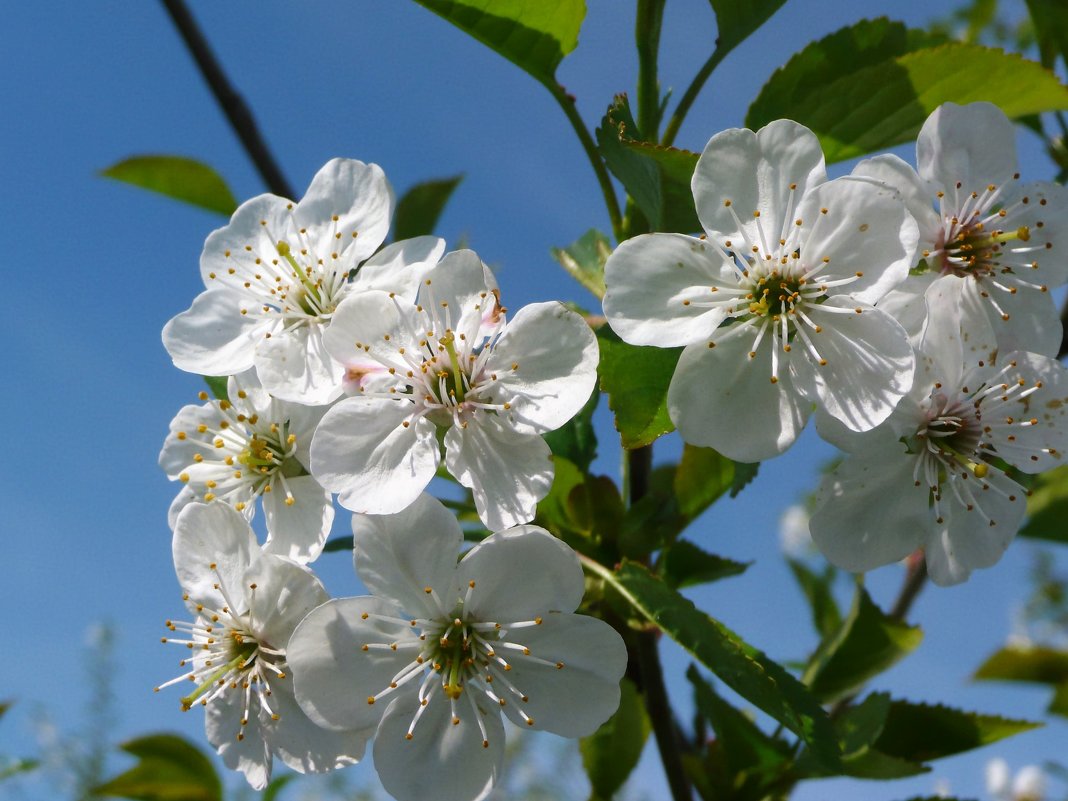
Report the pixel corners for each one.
[603,102,1068,585]
[157,159,621,798]
[156,102,1068,798]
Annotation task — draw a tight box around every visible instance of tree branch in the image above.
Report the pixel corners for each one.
[160,0,294,198]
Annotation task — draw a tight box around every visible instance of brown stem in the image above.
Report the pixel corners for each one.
[160,0,294,199]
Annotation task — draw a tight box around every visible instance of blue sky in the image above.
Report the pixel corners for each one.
[1,1,1065,799]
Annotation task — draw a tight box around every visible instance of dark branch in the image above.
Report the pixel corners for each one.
[160,0,294,199]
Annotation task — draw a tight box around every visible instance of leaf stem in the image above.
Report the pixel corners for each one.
[159,0,294,198]
[636,0,666,138]
[546,82,624,240]
[661,47,728,147]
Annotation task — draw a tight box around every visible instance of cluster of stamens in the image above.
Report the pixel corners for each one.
[352,280,515,429]
[174,390,304,510]
[157,572,286,742]
[677,187,866,383]
[926,178,1051,319]
[908,365,1051,525]
[205,208,359,328]
[359,580,561,749]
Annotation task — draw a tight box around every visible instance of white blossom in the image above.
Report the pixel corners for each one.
[855,102,1068,364]
[163,158,445,404]
[157,503,369,789]
[158,371,333,564]
[810,308,1068,585]
[286,494,627,801]
[603,119,918,461]
[310,249,599,530]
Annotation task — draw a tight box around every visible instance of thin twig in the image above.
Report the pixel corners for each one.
[160,0,294,198]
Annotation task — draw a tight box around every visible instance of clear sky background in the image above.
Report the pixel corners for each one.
[1,1,1066,800]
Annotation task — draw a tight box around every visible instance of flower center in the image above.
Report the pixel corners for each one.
[746,271,807,318]
[938,220,1031,279]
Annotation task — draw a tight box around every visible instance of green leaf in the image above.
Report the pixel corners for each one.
[602,560,839,766]
[1026,0,1068,69]
[100,156,237,216]
[708,0,788,58]
[617,138,702,233]
[543,386,599,473]
[1020,464,1068,543]
[0,759,38,783]
[730,461,760,497]
[660,540,749,589]
[392,175,463,241]
[872,700,1040,763]
[688,665,791,776]
[92,733,222,801]
[788,559,842,640]
[262,774,296,801]
[747,19,1068,162]
[410,0,586,85]
[674,445,734,518]
[566,475,626,542]
[975,645,1068,685]
[321,534,353,553]
[596,326,680,449]
[803,586,923,703]
[550,228,612,299]
[202,375,228,402]
[580,677,650,799]
[597,96,662,229]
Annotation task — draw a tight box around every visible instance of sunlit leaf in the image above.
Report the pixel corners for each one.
[550,228,611,299]
[92,733,222,801]
[580,677,650,799]
[202,375,228,402]
[393,175,463,241]
[410,0,586,85]
[1020,464,1068,543]
[603,560,840,766]
[747,19,1068,162]
[100,156,237,216]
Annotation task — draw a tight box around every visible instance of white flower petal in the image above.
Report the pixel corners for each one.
[810,452,931,573]
[267,685,370,776]
[373,692,504,801]
[162,289,261,376]
[206,689,273,790]
[925,468,1024,586]
[693,120,826,242]
[262,475,335,564]
[294,158,394,265]
[322,290,408,367]
[166,485,198,530]
[199,194,294,285]
[851,153,941,248]
[456,526,584,621]
[289,596,418,732]
[255,325,345,405]
[353,493,464,618]
[172,503,256,610]
[602,233,733,346]
[917,102,1017,193]
[795,177,918,304]
[244,554,329,651]
[876,274,936,343]
[485,301,599,433]
[310,396,439,515]
[796,299,914,432]
[445,419,554,531]
[495,612,625,738]
[355,236,446,297]
[668,335,810,461]
[419,249,496,343]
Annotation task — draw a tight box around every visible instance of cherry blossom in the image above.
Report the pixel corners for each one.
[286,494,627,801]
[157,503,369,788]
[163,158,445,404]
[603,119,918,461]
[310,249,598,529]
